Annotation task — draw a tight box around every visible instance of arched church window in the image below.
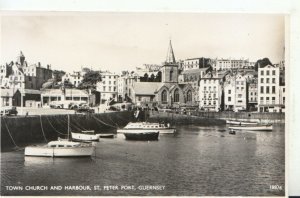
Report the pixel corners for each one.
[162,90,167,103]
[187,90,192,102]
[174,89,179,102]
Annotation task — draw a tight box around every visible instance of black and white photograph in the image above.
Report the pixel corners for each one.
[1,1,299,196]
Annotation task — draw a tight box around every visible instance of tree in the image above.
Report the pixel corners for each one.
[254,58,273,71]
[78,71,102,91]
[149,74,155,82]
[155,71,162,82]
[52,70,66,82]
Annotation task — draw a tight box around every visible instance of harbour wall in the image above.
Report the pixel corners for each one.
[149,111,285,124]
[1,111,134,150]
[148,112,226,125]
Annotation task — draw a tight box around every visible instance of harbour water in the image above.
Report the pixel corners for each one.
[1,124,285,196]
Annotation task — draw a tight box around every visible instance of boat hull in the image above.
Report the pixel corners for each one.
[71,132,100,142]
[228,125,273,131]
[123,132,159,141]
[226,120,258,125]
[25,146,95,157]
[117,128,175,134]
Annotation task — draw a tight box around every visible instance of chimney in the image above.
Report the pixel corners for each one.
[38,62,41,67]
[47,64,50,69]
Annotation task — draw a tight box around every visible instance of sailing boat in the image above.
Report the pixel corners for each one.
[24,115,95,157]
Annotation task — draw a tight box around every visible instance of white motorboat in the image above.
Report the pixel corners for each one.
[24,140,95,157]
[228,124,273,131]
[117,122,176,134]
[25,115,95,157]
[226,120,258,125]
[71,130,100,142]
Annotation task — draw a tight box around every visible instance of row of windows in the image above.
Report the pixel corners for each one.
[260,70,276,76]
[102,81,116,85]
[204,101,217,105]
[260,86,276,94]
[104,76,117,79]
[260,78,276,84]
[204,86,217,91]
[102,86,117,92]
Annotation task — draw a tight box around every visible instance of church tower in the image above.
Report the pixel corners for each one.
[162,40,178,83]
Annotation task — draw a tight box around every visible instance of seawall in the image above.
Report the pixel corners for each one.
[148,112,226,126]
[149,111,285,124]
[1,111,134,150]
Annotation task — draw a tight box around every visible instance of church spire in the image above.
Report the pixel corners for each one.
[165,40,176,64]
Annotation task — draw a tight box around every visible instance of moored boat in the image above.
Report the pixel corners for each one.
[123,131,159,141]
[228,124,273,131]
[71,130,100,142]
[24,115,95,157]
[117,122,176,134]
[99,134,115,138]
[226,120,258,125]
[24,140,95,157]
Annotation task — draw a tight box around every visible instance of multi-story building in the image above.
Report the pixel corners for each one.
[248,78,258,111]
[215,58,249,70]
[257,64,283,112]
[224,73,247,111]
[199,71,226,112]
[96,72,119,103]
[62,69,88,87]
[117,71,140,102]
[182,57,211,71]
[1,52,52,90]
[178,67,211,102]
[23,63,52,89]
[234,74,247,111]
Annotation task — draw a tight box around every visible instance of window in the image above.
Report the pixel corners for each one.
[272,97,275,101]
[186,90,192,102]
[266,70,270,75]
[272,78,276,83]
[266,78,270,83]
[238,94,242,98]
[272,86,276,94]
[266,86,270,93]
[260,86,264,93]
[174,89,179,102]
[272,70,276,75]
[261,71,264,75]
[283,88,285,93]
[161,90,167,103]
[170,70,173,81]
[261,78,264,83]
[266,97,269,101]
[228,97,231,102]
[228,90,231,94]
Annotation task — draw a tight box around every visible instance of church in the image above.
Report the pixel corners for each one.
[130,41,196,109]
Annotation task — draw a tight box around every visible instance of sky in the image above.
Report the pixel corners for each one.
[1,12,285,73]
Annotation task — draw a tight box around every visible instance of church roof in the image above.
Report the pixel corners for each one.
[132,82,163,95]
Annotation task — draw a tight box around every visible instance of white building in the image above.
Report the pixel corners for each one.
[41,88,89,108]
[117,71,140,102]
[224,73,247,111]
[96,72,119,103]
[62,71,84,87]
[183,58,203,70]
[215,58,248,70]
[199,72,225,112]
[257,65,283,112]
